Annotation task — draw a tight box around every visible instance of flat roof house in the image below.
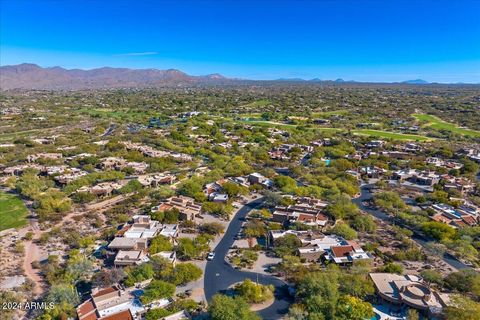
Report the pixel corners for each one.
[108,238,148,251]
[76,285,146,320]
[114,250,149,267]
[369,273,450,317]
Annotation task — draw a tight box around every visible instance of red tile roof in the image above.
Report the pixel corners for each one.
[77,300,98,320]
[461,215,477,226]
[92,286,117,298]
[331,245,354,258]
[100,309,133,320]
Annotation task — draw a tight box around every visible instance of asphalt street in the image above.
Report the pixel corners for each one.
[203,197,292,320]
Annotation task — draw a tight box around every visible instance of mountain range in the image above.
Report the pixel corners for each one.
[0,63,231,90]
[1,63,470,90]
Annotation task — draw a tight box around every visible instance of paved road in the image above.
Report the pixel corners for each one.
[352,184,471,270]
[204,198,292,320]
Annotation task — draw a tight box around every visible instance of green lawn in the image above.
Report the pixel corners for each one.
[0,129,41,142]
[352,129,433,141]
[241,119,430,140]
[0,192,29,231]
[311,110,349,117]
[240,120,298,129]
[77,108,156,122]
[413,114,480,138]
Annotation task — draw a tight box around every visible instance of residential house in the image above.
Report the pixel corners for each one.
[114,250,149,267]
[27,152,63,162]
[153,196,202,221]
[121,215,163,239]
[76,285,149,320]
[369,273,450,317]
[107,238,148,251]
[99,157,127,171]
[152,251,177,266]
[125,162,149,174]
[325,241,372,265]
[360,166,387,178]
[3,164,44,176]
[54,168,88,184]
[272,197,329,227]
[77,182,124,197]
[208,192,229,203]
[248,172,273,188]
[137,174,175,187]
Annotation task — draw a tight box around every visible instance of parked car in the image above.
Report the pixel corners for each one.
[207,252,215,261]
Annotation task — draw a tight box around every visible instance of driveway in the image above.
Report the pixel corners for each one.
[203,198,292,320]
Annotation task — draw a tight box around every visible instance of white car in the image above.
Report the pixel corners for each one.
[207,252,215,261]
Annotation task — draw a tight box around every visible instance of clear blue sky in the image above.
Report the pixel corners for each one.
[1,0,479,82]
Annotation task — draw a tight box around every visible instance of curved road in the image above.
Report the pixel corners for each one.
[352,184,470,270]
[204,198,292,320]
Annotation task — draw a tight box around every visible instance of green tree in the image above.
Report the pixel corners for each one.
[274,175,298,193]
[208,294,260,320]
[263,190,283,207]
[244,220,267,238]
[119,179,143,194]
[406,308,419,320]
[274,234,302,257]
[335,295,374,320]
[124,263,155,286]
[200,222,225,235]
[149,235,174,254]
[444,295,480,320]
[331,222,357,240]
[422,221,456,241]
[380,263,404,274]
[234,279,274,303]
[222,181,248,197]
[420,270,443,286]
[373,191,406,213]
[351,215,376,233]
[297,271,340,319]
[141,280,176,303]
[445,269,480,296]
[326,195,359,220]
[172,263,203,285]
[339,274,374,299]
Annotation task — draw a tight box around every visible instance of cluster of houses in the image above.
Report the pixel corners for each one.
[151,196,202,221]
[26,152,63,162]
[427,203,479,228]
[272,197,330,228]
[121,141,192,162]
[99,157,149,175]
[204,179,229,203]
[392,169,441,192]
[77,181,126,198]
[462,148,480,163]
[268,143,313,161]
[137,173,176,188]
[107,215,177,267]
[76,284,189,320]
[269,229,372,265]
[426,157,463,170]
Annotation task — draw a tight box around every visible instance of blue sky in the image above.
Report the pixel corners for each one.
[1,0,479,83]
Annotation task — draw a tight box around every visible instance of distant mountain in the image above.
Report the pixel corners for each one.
[1,63,474,90]
[401,79,429,84]
[0,63,232,90]
[274,78,307,82]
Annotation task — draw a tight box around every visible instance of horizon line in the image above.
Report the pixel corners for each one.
[2,62,479,85]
